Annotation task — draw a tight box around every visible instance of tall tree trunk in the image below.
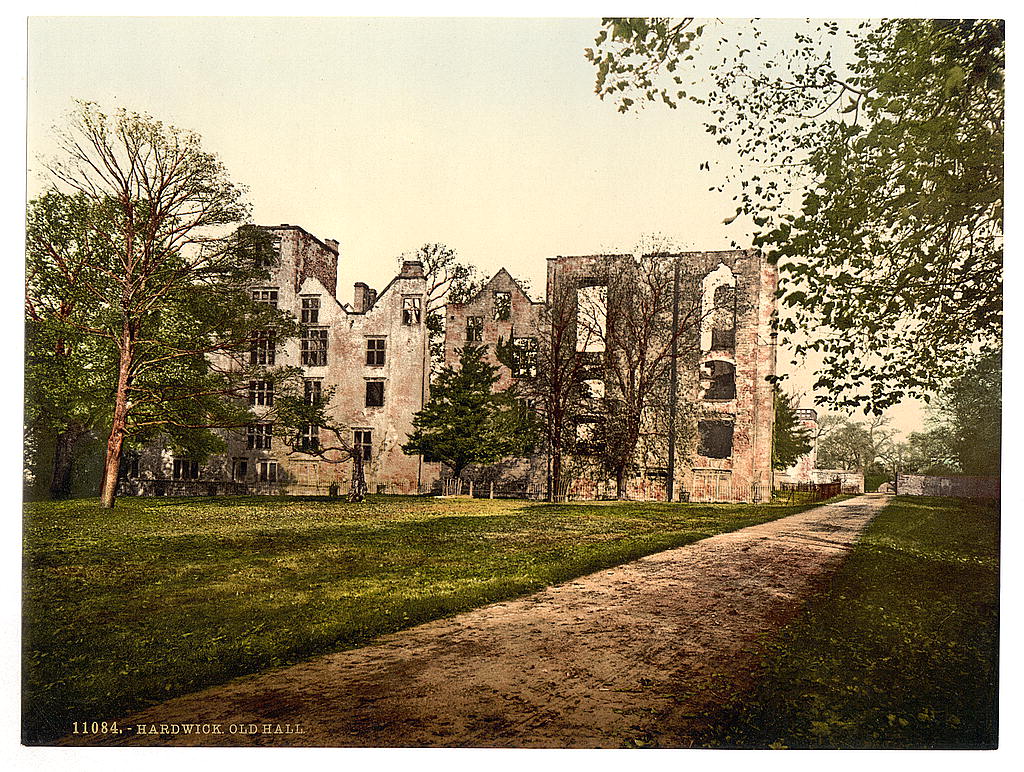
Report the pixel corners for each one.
[49,425,82,499]
[348,450,367,502]
[550,440,563,503]
[615,466,626,500]
[99,340,133,509]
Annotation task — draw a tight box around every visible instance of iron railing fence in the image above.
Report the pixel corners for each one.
[775,480,843,502]
[123,475,784,504]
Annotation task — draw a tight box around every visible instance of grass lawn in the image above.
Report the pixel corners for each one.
[698,495,999,749]
[23,493,823,744]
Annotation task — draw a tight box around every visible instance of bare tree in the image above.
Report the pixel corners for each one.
[400,243,483,374]
[283,426,369,502]
[267,375,377,502]
[497,281,591,501]
[579,252,711,498]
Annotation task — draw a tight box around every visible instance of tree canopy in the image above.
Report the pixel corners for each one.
[587,18,1003,413]
[403,344,536,479]
[815,413,893,472]
[925,353,1001,476]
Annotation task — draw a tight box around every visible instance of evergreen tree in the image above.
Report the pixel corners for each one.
[772,390,814,470]
[403,345,536,479]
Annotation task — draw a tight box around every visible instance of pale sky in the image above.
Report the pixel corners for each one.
[25,15,928,435]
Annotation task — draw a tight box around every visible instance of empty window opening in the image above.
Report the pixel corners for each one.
[575,419,597,443]
[248,380,274,406]
[252,288,278,307]
[573,416,604,453]
[466,316,484,342]
[702,361,737,401]
[255,238,280,269]
[701,263,737,352]
[257,460,278,483]
[247,423,273,450]
[403,297,422,325]
[698,420,734,459]
[172,458,200,480]
[301,296,321,324]
[714,284,737,311]
[300,424,320,453]
[232,458,249,481]
[711,284,737,350]
[576,284,607,353]
[583,378,605,402]
[365,380,385,407]
[250,330,276,365]
[354,429,373,461]
[304,379,322,405]
[493,292,512,321]
[511,336,538,378]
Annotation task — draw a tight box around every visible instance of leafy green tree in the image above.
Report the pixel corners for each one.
[25,192,116,497]
[874,355,1000,480]
[403,344,537,479]
[33,102,297,508]
[878,429,958,479]
[772,390,814,470]
[816,413,893,471]
[930,353,1001,476]
[587,18,1003,413]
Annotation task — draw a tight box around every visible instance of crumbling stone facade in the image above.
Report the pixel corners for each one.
[549,251,775,503]
[124,231,776,503]
[445,269,545,390]
[445,251,777,503]
[123,225,438,496]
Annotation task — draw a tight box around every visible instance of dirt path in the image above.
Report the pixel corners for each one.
[61,494,888,748]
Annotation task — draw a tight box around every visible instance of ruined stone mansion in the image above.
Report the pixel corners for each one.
[123,224,777,503]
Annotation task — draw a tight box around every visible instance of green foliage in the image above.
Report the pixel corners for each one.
[870,355,1001,479]
[698,496,998,748]
[22,493,827,745]
[816,413,893,471]
[863,472,888,493]
[772,390,813,470]
[30,102,300,505]
[931,353,1001,476]
[876,428,957,480]
[24,192,119,495]
[588,19,1003,412]
[403,345,537,477]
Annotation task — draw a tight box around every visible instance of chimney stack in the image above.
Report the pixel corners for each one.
[353,282,369,313]
[400,260,425,279]
[325,238,339,253]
